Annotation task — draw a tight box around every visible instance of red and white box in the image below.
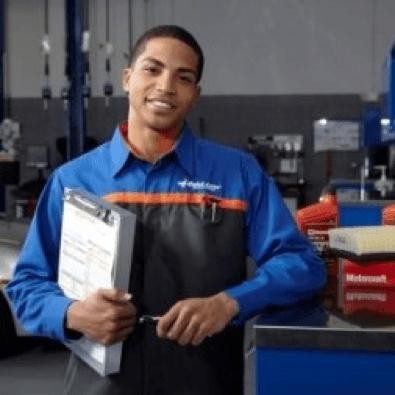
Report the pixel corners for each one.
[340,259,395,289]
[341,287,395,315]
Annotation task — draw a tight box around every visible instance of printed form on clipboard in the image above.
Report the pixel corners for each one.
[58,189,136,376]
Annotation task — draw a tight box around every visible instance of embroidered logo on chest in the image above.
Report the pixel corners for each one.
[177,178,222,192]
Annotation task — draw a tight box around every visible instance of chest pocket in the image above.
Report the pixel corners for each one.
[197,195,224,225]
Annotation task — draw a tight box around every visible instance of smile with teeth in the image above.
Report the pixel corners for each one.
[147,99,176,110]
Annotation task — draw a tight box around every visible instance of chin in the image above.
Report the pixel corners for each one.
[148,120,181,133]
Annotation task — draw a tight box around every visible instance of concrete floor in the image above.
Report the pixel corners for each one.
[0,339,256,395]
[0,342,69,395]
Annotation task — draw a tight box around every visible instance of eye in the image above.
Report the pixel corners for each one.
[143,66,160,74]
[179,74,195,84]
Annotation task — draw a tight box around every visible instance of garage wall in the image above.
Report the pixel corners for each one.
[4,0,395,97]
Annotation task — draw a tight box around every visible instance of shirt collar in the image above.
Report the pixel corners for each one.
[110,122,196,177]
[110,122,131,177]
[173,123,195,177]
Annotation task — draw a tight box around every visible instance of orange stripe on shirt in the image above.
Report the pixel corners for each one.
[103,192,247,211]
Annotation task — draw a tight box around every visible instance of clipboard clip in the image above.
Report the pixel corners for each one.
[65,192,114,225]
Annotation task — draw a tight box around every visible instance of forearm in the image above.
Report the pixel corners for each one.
[226,251,326,323]
[6,277,72,341]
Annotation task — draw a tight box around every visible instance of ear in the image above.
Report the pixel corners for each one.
[191,84,201,106]
[187,84,201,113]
[195,84,202,100]
[122,68,131,93]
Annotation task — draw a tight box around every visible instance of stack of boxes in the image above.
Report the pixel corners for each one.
[296,199,395,315]
[338,259,395,315]
[329,224,395,316]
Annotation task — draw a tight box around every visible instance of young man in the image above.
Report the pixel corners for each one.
[7,25,325,394]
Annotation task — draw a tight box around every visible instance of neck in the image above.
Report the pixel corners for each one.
[127,121,181,163]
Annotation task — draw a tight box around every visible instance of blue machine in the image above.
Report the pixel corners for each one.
[358,43,395,202]
[362,42,395,146]
[338,200,386,226]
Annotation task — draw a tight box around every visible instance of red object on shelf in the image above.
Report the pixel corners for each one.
[296,198,338,267]
[341,287,395,315]
[341,259,395,289]
[382,204,395,225]
[296,200,338,234]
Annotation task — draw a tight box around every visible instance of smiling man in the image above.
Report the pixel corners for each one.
[6,26,326,395]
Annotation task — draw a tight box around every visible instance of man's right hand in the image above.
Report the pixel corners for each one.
[66,288,137,345]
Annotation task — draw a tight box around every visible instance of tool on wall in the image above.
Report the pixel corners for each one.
[41,0,51,111]
[247,134,305,211]
[82,0,91,109]
[60,60,70,112]
[103,0,113,107]
[61,5,70,112]
[124,0,133,64]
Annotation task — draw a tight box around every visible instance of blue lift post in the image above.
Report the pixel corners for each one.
[0,0,4,122]
[363,44,395,145]
[0,0,5,213]
[65,0,86,160]
[387,44,395,136]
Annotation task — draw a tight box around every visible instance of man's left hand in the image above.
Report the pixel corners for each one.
[156,292,239,346]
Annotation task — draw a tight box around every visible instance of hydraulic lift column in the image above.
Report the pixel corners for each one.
[0,0,5,123]
[65,0,86,160]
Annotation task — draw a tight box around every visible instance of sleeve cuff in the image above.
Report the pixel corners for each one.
[62,299,84,341]
[224,287,256,326]
[46,296,78,341]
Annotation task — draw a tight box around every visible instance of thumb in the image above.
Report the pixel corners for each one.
[98,288,132,303]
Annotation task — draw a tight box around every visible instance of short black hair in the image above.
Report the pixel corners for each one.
[129,25,204,83]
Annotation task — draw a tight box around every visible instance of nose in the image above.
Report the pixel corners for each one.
[156,71,176,94]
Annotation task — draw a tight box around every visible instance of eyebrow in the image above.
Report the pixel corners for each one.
[141,57,197,77]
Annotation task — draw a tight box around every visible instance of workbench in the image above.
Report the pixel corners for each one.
[254,288,395,395]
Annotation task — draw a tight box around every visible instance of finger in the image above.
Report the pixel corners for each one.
[166,311,190,341]
[191,325,210,346]
[111,317,136,332]
[177,318,199,346]
[99,325,135,345]
[111,302,137,319]
[103,317,136,338]
[99,288,132,303]
[101,300,134,321]
[157,304,181,337]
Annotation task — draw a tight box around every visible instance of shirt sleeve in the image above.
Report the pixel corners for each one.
[6,172,74,341]
[225,155,326,323]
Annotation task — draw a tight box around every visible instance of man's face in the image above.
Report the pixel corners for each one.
[123,37,201,134]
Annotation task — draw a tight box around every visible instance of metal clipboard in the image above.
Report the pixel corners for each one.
[58,189,136,376]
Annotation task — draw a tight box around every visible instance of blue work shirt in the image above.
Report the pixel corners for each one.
[6,123,326,341]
